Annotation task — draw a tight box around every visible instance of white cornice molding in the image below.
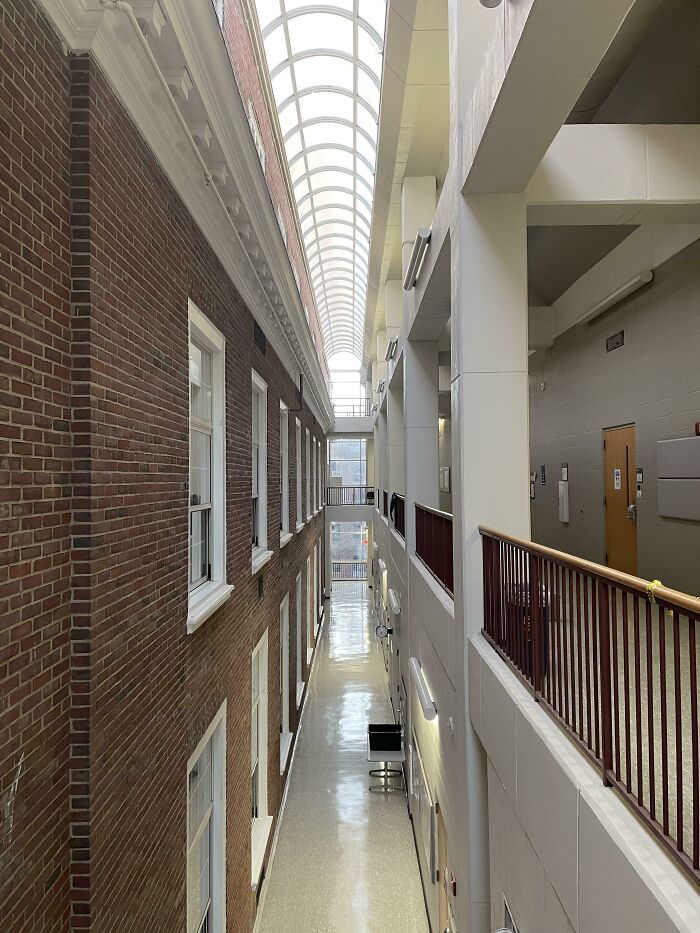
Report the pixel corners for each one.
[36,0,333,430]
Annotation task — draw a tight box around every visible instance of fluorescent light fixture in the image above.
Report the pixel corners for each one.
[409,657,437,721]
[388,588,401,616]
[402,228,431,290]
[385,336,398,361]
[577,270,653,325]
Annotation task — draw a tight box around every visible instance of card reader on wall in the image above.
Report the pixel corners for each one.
[558,480,570,523]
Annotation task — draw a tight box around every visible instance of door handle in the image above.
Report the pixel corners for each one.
[626,503,637,524]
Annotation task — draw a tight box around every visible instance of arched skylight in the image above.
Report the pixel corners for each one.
[255,0,387,363]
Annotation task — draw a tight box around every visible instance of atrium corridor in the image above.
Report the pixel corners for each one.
[256,582,428,933]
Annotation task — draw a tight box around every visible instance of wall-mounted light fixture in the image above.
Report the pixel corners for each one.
[402,228,431,290]
[388,588,401,616]
[576,270,653,326]
[479,0,503,7]
[385,336,399,361]
[409,657,437,721]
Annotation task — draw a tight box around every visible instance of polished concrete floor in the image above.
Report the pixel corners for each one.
[256,582,429,933]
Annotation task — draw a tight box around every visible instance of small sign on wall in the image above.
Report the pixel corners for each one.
[613,468,622,490]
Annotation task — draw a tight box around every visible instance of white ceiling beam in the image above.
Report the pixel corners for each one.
[462,0,635,195]
[527,124,700,225]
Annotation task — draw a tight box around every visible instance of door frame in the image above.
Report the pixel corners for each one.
[603,422,638,574]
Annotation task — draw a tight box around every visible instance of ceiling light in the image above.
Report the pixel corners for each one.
[576,270,653,325]
[409,657,437,721]
[403,228,432,290]
[479,0,503,6]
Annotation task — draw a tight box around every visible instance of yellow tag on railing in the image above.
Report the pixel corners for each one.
[646,579,663,605]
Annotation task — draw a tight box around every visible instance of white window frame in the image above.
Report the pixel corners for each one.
[279,402,291,547]
[188,302,232,635]
[295,418,303,532]
[251,630,271,887]
[295,571,303,706]
[311,435,317,513]
[252,370,272,574]
[305,428,311,521]
[279,594,291,772]
[187,700,226,933]
[313,542,319,638]
[306,555,313,665]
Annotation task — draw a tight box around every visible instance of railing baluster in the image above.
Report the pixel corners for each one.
[611,588,621,782]
[659,604,669,836]
[598,580,614,787]
[633,597,643,806]
[646,601,656,823]
[622,593,631,792]
[576,571,583,741]
[689,614,699,870]
[673,609,683,852]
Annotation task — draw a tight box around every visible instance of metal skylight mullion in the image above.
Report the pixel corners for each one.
[352,0,358,344]
[269,50,381,91]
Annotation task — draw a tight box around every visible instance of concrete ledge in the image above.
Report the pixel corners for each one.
[469,632,700,933]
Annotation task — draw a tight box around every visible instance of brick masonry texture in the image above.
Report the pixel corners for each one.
[0,2,327,931]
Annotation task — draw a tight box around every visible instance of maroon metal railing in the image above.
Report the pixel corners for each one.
[480,526,700,885]
[415,503,453,595]
[393,494,405,539]
[326,485,374,506]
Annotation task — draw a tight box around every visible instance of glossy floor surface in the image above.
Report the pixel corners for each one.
[256,582,429,933]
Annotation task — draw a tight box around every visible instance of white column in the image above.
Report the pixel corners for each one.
[403,340,439,553]
[450,192,530,933]
[387,370,405,498]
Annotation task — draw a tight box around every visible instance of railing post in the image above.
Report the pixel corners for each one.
[598,579,614,787]
[530,554,542,698]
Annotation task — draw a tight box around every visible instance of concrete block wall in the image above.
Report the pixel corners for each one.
[529,238,700,594]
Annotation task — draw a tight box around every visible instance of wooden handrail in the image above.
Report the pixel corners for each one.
[479,525,700,616]
[416,501,453,521]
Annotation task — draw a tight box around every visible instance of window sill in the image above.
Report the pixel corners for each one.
[251,815,273,889]
[187,581,234,635]
[251,547,273,575]
[280,731,292,774]
[306,514,312,524]
[295,521,305,534]
[280,530,293,548]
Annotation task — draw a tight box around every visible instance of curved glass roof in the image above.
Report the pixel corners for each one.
[255,0,387,363]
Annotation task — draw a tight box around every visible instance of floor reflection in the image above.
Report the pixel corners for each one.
[256,582,429,933]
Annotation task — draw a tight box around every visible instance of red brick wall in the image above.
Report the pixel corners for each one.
[0,1,72,929]
[221,0,330,383]
[0,2,327,930]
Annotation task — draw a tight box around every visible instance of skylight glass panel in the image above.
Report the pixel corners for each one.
[357,69,380,114]
[264,25,288,70]
[272,66,294,105]
[287,13,353,56]
[357,26,382,78]
[299,91,353,124]
[294,56,353,93]
[256,0,281,29]
[305,148,353,172]
[302,122,353,150]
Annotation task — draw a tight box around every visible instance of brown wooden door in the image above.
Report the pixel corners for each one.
[604,425,638,575]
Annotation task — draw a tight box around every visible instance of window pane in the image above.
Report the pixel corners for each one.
[189,510,209,586]
[190,342,212,422]
[190,430,211,506]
